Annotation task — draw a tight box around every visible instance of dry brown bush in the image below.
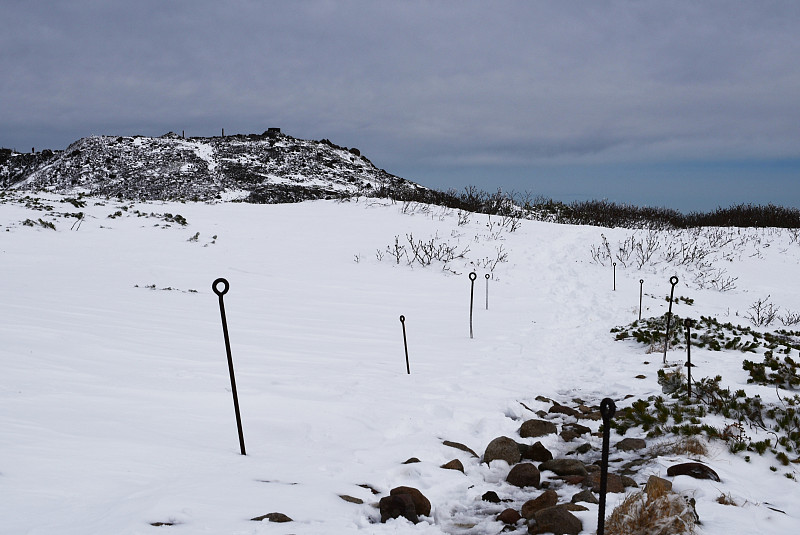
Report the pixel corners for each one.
[605,484,696,535]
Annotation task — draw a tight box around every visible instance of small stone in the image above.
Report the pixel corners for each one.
[535,395,552,403]
[358,483,380,495]
[560,429,580,442]
[588,472,625,493]
[497,508,522,524]
[580,411,602,421]
[539,458,588,477]
[482,490,501,503]
[443,440,479,457]
[616,438,647,451]
[560,503,589,512]
[251,512,292,523]
[402,457,421,464]
[530,506,582,535]
[441,459,465,473]
[621,475,638,488]
[563,423,591,436]
[390,486,431,517]
[570,489,598,504]
[667,462,720,482]
[520,441,554,462]
[507,463,541,488]
[549,404,581,418]
[574,443,592,455]
[635,374,647,379]
[560,475,586,486]
[520,419,558,438]
[339,494,363,504]
[379,494,417,524]
[521,489,558,519]
[484,436,522,465]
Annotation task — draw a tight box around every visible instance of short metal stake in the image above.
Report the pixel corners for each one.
[485,273,490,310]
[638,279,644,321]
[613,262,617,291]
[469,272,477,339]
[598,397,616,535]
[663,276,679,364]
[212,277,246,456]
[400,315,410,375]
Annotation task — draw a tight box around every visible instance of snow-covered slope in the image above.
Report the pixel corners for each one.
[2,131,420,202]
[1,192,798,534]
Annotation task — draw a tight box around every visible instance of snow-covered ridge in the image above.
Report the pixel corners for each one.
[1,131,421,202]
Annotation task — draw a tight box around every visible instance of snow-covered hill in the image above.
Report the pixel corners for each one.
[1,191,798,534]
[1,130,421,202]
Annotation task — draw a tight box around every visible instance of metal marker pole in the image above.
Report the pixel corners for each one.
[213,278,246,456]
[638,279,644,321]
[613,262,616,291]
[663,276,679,364]
[686,319,692,399]
[598,397,616,535]
[469,272,477,339]
[485,273,490,310]
[400,315,410,375]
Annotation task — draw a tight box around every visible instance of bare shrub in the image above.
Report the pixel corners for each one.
[745,296,779,327]
[780,310,800,326]
[605,486,696,535]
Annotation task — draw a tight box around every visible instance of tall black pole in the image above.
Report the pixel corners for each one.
[663,276,679,364]
[400,315,410,375]
[685,318,694,399]
[485,273,490,310]
[598,397,616,535]
[213,278,246,455]
[638,279,644,321]
[469,272,477,339]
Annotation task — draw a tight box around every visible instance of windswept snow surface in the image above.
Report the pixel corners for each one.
[1,194,798,534]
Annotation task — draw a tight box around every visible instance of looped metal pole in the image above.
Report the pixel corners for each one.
[400,315,410,374]
[638,279,644,321]
[485,273,490,310]
[684,318,695,399]
[469,272,477,339]
[213,277,246,456]
[663,276,679,364]
[598,397,617,535]
[612,262,616,291]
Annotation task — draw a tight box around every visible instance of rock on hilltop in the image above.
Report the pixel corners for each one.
[1,130,421,203]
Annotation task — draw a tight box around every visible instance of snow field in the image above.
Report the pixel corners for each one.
[1,193,799,534]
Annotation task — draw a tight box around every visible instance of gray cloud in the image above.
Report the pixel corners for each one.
[2,1,799,208]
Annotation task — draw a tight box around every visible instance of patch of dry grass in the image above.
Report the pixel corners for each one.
[716,492,739,506]
[605,484,696,535]
[648,436,708,458]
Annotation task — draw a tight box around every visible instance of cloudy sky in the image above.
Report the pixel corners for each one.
[2,1,799,212]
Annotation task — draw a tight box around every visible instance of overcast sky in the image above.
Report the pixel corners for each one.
[2,1,799,212]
